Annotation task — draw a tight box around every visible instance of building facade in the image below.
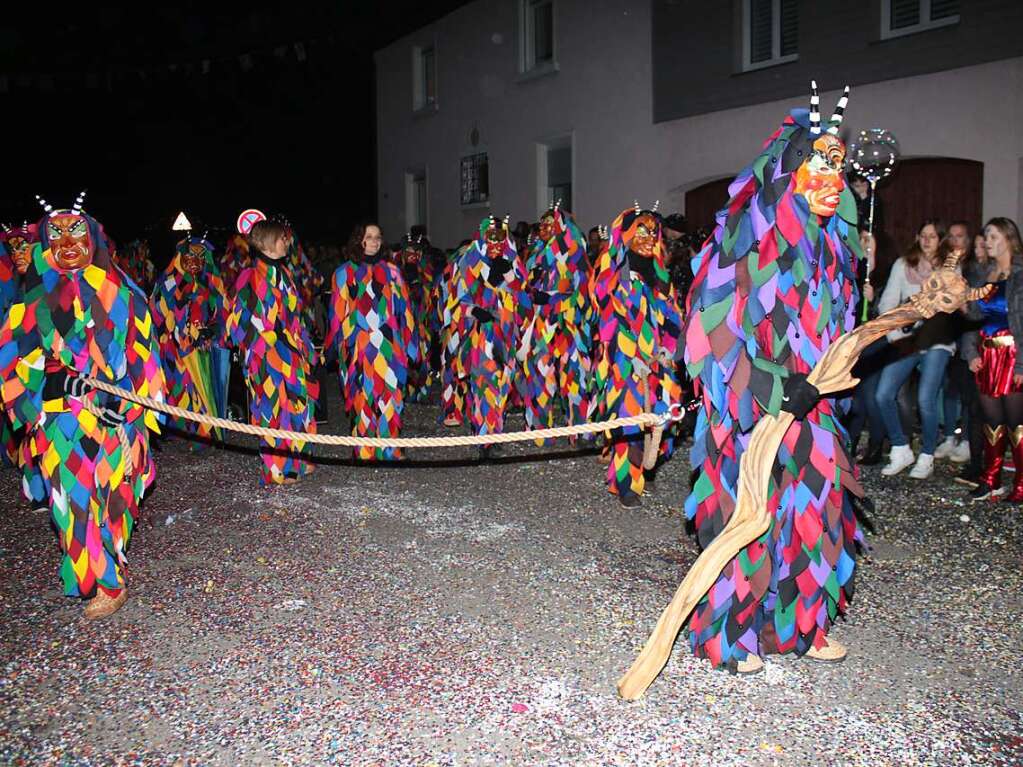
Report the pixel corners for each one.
[375,0,1023,249]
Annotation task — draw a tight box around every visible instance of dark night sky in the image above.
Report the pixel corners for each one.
[1,3,467,252]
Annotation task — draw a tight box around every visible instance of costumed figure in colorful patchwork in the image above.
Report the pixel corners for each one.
[0,192,165,619]
[683,83,863,672]
[438,243,471,427]
[325,223,418,461]
[150,234,229,443]
[221,233,252,296]
[396,233,433,402]
[115,239,155,294]
[0,221,49,508]
[227,218,318,485]
[593,202,683,507]
[282,220,323,332]
[521,202,594,444]
[445,216,530,456]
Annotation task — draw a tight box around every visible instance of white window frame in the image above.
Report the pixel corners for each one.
[405,168,429,233]
[411,43,437,112]
[741,0,798,72]
[519,0,557,75]
[880,0,959,40]
[535,134,574,219]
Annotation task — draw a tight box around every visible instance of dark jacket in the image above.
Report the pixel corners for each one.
[961,255,1023,375]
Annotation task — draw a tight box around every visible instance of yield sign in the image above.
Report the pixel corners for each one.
[172,211,192,230]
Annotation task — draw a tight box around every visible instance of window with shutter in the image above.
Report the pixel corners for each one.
[881,0,959,39]
[741,0,798,71]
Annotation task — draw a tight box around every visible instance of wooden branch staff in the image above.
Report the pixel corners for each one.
[617,254,987,700]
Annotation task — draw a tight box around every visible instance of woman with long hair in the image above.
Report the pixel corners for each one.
[325,222,417,461]
[875,219,960,478]
[961,217,1023,500]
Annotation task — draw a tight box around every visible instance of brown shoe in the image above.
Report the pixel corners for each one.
[84,589,128,620]
[804,637,847,663]
[735,654,764,675]
[443,416,460,427]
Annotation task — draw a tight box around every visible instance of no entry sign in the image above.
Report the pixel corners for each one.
[236,208,266,235]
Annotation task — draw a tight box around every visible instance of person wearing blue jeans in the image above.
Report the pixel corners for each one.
[875,219,960,478]
[875,346,953,475]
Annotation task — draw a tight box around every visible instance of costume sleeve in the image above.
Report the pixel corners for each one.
[685,227,793,426]
[0,301,45,431]
[394,269,419,366]
[121,295,166,433]
[324,263,353,362]
[226,269,266,353]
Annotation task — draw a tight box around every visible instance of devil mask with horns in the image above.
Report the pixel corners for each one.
[35,191,100,272]
[1,222,38,275]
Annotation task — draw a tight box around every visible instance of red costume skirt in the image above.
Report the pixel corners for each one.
[977,330,1023,397]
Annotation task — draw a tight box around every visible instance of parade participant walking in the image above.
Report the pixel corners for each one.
[325,223,417,461]
[0,221,49,509]
[220,232,252,296]
[0,193,165,618]
[684,84,863,671]
[396,233,434,402]
[150,234,229,442]
[445,217,530,457]
[521,202,593,443]
[593,202,683,507]
[115,239,155,293]
[227,218,318,485]
[438,243,471,427]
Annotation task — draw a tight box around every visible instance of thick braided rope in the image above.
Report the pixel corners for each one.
[83,377,668,449]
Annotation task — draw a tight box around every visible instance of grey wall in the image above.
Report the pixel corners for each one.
[653,0,1023,122]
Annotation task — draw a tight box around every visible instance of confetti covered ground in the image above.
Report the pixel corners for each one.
[1,391,1022,766]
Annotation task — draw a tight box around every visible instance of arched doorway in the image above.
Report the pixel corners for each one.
[873,157,983,277]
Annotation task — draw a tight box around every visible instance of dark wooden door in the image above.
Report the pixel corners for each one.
[684,177,733,232]
[873,157,983,275]
[683,158,983,285]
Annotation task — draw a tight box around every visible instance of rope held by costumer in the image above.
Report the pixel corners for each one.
[82,377,682,449]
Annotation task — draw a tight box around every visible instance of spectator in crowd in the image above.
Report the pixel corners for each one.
[846,231,889,462]
[513,221,532,256]
[938,221,981,469]
[850,174,884,233]
[876,220,959,479]
[961,217,1023,501]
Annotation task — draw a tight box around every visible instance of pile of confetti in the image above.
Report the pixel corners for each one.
[1,392,1020,766]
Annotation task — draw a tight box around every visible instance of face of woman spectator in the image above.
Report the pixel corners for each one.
[985,224,1009,261]
[362,225,383,257]
[918,224,940,258]
[948,224,970,253]
[975,234,989,261]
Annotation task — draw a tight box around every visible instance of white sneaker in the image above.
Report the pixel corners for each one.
[909,453,934,479]
[933,437,956,459]
[949,440,971,464]
[881,444,915,476]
